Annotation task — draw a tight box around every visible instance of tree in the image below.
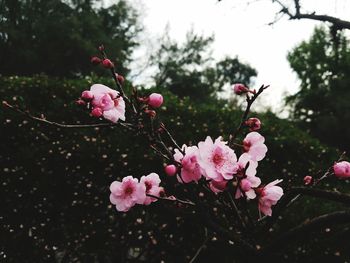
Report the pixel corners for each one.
[0,0,141,76]
[286,26,350,151]
[151,31,257,101]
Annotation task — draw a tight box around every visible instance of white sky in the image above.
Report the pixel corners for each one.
[107,0,350,113]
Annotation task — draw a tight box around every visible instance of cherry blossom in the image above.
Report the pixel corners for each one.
[243,132,268,162]
[257,179,284,216]
[140,173,164,205]
[174,145,202,183]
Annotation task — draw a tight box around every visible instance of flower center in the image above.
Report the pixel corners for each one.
[124,186,134,196]
[243,140,251,152]
[145,181,152,192]
[213,153,224,166]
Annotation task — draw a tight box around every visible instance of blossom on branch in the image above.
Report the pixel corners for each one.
[257,179,283,216]
[140,173,164,205]
[174,145,202,183]
[243,132,268,161]
[333,161,350,178]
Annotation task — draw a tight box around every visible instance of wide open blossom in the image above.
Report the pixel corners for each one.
[257,179,283,216]
[198,136,237,181]
[243,132,268,162]
[81,84,125,123]
[109,176,146,212]
[174,145,202,183]
[333,161,350,178]
[234,153,261,199]
[140,173,164,205]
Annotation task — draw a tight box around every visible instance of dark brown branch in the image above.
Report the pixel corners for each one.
[146,194,196,206]
[262,210,350,253]
[273,0,350,30]
[189,228,209,263]
[290,187,350,205]
[3,101,134,129]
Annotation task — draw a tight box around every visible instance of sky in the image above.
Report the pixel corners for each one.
[107,0,350,114]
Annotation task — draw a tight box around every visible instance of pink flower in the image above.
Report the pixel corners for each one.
[333,161,350,178]
[140,173,164,205]
[209,180,228,193]
[258,179,283,216]
[243,132,268,162]
[198,136,237,181]
[109,176,146,212]
[174,145,202,183]
[232,83,249,95]
[83,84,125,123]
[102,59,114,68]
[245,118,261,131]
[148,93,163,108]
[303,175,313,185]
[165,164,177,176]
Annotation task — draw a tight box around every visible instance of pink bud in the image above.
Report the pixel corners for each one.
[102,59,114,69]
[240,179,251,192]
[98,45,105,51]
[81,90,93,100]
[245,117,261,131]
[165,165,177,176]
[91,107,103,117]
[117,75,125,84]
[75,99,86,106]
[333,161,350,178]
[148,93,163,108]
[91,56,102,65]
[232,83,249,95]
[303,175,313,185]
[144,109,156,118]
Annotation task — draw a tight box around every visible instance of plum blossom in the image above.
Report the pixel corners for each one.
[109,176,146,212]
[243,132,268,162]
[81,84,125,123]
[333,161,350,178]
[232,83,249,95]
[174,145,201,183]
[148,93,164,108]
[198,136,237,181]
[257,179,284,216]
[140,173,164,205]
[164,164,177,176]
[245,117,261,131]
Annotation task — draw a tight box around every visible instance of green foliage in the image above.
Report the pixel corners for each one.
[151,31,257,101]
[0,0,141,76]
[287,26,350,151]
[1,75,348,262]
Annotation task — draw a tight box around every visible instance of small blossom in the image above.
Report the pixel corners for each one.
[174,145,201,183]
[165,165,177,176]
[148,93,164,108]
[198,136,237,181]
[333,161,350,178]
[140,173,163,205]
[245,118,261,131]
[102,59,114,68]
[243,132,268,162]
[81,90,94,100]
[109,176,146,212]
[257,179,283,216]
[232,83,249,95]
[303,175,313,185]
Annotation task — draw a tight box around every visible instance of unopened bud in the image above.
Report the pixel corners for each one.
[148,93,163,108]
[98,45,105,52]
[81,90,93,100]
[240,178,252,192]
[91,107,103,117]
[165,165,177,176]
[116,74,125,84]
[245,117,261,131]
[144,109,156,118]
[76,99,86,106]
[303,175,313,185]
[232,83,249,95]
[102,59,114,69]
[91,56,102,65]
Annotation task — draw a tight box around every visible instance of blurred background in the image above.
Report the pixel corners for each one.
[1,0,350,262]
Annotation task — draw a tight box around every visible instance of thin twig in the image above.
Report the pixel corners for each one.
[189,228,209,263]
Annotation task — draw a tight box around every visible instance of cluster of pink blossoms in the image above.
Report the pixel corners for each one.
[109,173,164,212]
[167,131,283,216]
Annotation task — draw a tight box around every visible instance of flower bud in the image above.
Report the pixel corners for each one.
[333,161,350,178]
[81,90,93,100]
[91,107,103,117]
[165,165,177,176]
[98,45,104,51]
[116,74,125,84]
[232,83,249,95]
[303,175,313,185]
[240,178,252,192]
[245,117,261,131]
[91,56,102,65]
[102,59,114,69]
[148,93,163,108]
[75,99,86,106]
[144,109,156,118]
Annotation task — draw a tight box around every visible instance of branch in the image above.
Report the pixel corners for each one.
[262,210,350,253]
[146,194,196,206]
[189,228,209,263]
[3,101,134,130]
[290,187,350,205]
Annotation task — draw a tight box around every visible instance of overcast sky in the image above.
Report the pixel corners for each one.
[107,0,350,113]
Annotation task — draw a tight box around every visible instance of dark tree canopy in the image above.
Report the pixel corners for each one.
[287,26,350,151]
[151,31,257,101]
[0,0,141,76]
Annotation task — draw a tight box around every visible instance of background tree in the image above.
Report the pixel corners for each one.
[286,26,350,151]
[151,31,257,101]
[0,0,141,76]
